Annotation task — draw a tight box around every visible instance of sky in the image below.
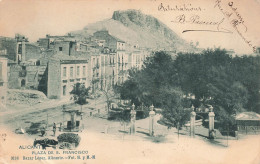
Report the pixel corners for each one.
[0,0,259,54]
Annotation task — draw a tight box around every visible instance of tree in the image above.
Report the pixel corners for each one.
[174,49,258,130]
[118,49,260,132]
[70,83,91,112]
[101,84,115,112]
[160,88,191,138]
[118,51,175,106]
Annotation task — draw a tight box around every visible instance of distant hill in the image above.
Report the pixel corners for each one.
[70,9,196,52]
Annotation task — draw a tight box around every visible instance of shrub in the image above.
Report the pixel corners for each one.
[57,133,81,147]
[136,110,149,120]
[108,109,149,121]
[26,122,44,135]
[108,110,130,121]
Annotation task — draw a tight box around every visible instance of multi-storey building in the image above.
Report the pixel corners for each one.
[99,49,116,90]
[92,30,151,87]
[90,54,101,92]
[130,49,150,69]
[47,53,89,99]
[0,50,8,107]
[0,34,40,64]
[1,31,151,97]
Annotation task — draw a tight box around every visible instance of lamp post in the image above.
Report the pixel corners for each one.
[149,104,155,136]
[130,103,136,135]
[208,105,215,139]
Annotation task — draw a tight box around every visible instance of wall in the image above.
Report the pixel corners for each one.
[53,41,72,56]
[60,62,89,98]
[0,37,17,62]
[117,41,126,50]
[38,67,48,95]
[25,44,42,61]
[26,65,47,89]
[8,64,48,90]
[8,65,23,89]
[47,59,61,99]
[0,56,8,106]
[37,38,50,49]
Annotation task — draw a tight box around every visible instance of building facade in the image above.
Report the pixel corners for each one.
[47,54,89,99]
[0,52,8,107]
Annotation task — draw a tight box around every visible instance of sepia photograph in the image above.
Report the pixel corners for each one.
[0,0,259,163]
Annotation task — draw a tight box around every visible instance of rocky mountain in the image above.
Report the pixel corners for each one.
[70,10,195,52]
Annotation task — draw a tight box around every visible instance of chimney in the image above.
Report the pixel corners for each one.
[21,39,26,62]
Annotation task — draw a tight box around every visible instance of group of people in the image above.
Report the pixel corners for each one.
[40,122,60,137]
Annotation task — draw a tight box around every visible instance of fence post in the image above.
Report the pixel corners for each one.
[208,105,215,139]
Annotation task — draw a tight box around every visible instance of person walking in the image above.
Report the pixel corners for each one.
[41,127,46,137]
[53,123,56,136]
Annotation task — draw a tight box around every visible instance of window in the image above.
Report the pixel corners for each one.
[77,66,80,76]
[59,47,63,51]
[63,85,66,96]
[70,67,73,78]
[97,58,99,67]
[21,79,26,87]
[63,67,67,77]
[18,44,22,54]
[83,66,86,76]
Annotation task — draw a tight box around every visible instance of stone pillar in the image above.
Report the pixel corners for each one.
[21,39,26,62]
[149,104,155,136]
[190,105,196,137]
[130,103,136,135]
[208,105,215,138]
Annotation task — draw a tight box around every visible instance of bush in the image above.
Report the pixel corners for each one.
[108,110,130,121]
[108,107,149,121]
[57,133,81,147]
[136,110,149,120]
[26,122,45,135]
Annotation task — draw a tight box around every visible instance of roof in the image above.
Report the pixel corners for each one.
[236,112,260,121]
[51,52,88,62]
[112,36,125,43]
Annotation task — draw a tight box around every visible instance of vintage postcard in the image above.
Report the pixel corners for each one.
[0,0,259,163]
